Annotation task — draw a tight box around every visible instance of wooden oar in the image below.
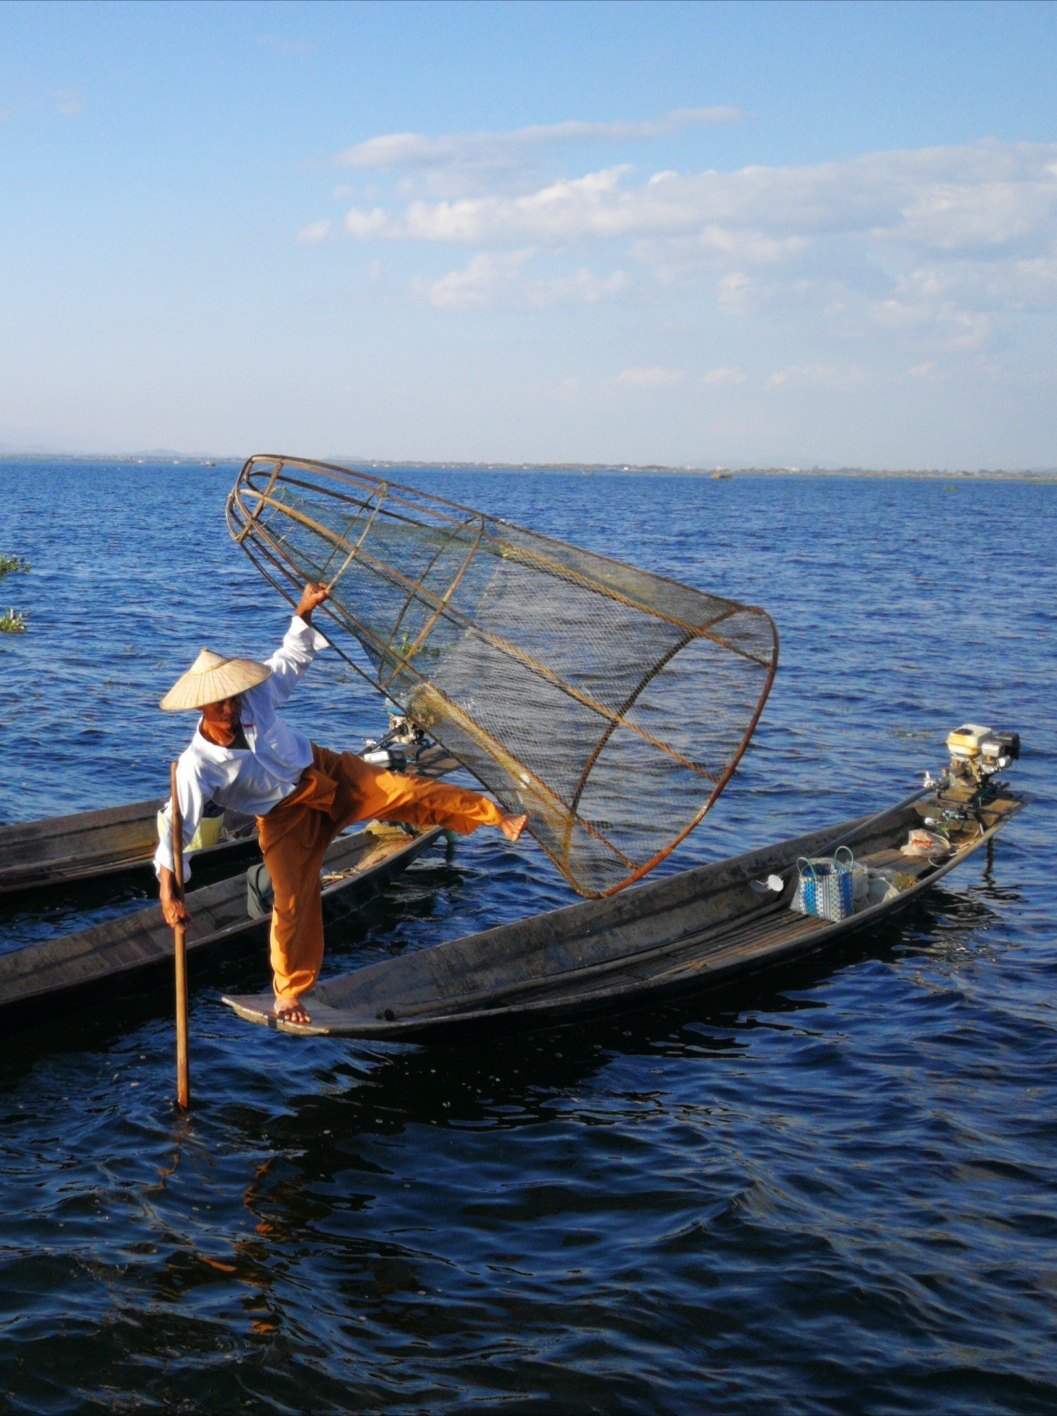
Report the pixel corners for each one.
[170,761,190,1109]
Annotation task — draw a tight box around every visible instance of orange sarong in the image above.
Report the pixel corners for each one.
[256,744,504,1005]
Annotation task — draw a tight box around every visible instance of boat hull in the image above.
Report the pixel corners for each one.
[0,746,457,898]
[0,799,260,898]
[0,825,442,1031]
[224,786,1027,1041]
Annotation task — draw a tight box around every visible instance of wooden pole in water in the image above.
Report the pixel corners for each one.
[170,761,191,1109]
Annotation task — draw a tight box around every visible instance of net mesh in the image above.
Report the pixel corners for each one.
[227,456,779,898]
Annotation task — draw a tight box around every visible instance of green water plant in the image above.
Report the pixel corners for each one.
[0,608,27,634]
[393,630,440,662]
[0,552,30,633]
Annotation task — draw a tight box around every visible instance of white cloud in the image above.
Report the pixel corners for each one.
[346,166,646,243]
[345,207,390,238]
[768,365,837,387]
[341,143,1057,256]
[768,364,865,388]
[716,271,765,315]
[330,108,743,173]
[54,90,83,117]
[617,367,685,388]
[701,366,746,385]
[320,132,1057,350]
[418,250,532,309]
[297,218,333,244]
[416,250,628,309]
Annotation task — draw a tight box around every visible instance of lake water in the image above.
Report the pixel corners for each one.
[1,461,1055,1414]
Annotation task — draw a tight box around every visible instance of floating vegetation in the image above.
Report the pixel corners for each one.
[0,608,27,634]
[0,554,30,632]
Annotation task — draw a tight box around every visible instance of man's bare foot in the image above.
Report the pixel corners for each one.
[275,999,311,1026]
[499,813,528,842]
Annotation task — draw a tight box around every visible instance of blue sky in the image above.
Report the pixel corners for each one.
[1,0,1055,467]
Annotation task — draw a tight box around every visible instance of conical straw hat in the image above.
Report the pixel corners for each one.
[159,648,272,711]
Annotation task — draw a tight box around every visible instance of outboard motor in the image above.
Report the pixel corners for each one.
[946,724,1021,787]
[362,714,427,771]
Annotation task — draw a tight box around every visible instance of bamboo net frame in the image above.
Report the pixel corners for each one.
[227,455,779,898]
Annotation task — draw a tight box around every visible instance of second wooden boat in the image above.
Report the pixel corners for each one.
[0,743,459,898]
[0,799,260,898]
[0,823,442,1031]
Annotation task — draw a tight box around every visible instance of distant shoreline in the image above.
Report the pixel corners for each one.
[0,453,1054,483]
[348,461,1057,483]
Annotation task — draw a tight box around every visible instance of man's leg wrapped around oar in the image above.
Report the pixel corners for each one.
[258,744,509,1014]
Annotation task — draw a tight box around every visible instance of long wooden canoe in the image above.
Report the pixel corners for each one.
[224,783,1027,1041]
[0,744,460,897]
[0,824,442,1030]
[0,799,260,898]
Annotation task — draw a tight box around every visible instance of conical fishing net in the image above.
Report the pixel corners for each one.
[227,456,778,898]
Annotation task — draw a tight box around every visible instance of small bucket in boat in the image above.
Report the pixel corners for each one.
[156,803,226,854]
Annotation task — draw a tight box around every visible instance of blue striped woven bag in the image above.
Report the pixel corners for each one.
[792,845,855,922]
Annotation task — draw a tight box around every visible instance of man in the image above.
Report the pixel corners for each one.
[156,582,526,1025]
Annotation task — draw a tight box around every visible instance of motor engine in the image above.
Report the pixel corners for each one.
[945,723,1021,785]
[362,714,426,771]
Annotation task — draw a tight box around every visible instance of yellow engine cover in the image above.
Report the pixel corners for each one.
[946,724,992,759]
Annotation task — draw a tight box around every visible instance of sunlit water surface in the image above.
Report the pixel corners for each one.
[0,462,1055,1414]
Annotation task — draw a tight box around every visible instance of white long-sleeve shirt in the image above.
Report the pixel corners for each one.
[154,614,328,879]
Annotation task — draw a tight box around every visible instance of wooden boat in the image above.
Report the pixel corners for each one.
[0,743,459,898]
[224,781,1027,1041]
[0,824,442,1030]
[0,799,260,898]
